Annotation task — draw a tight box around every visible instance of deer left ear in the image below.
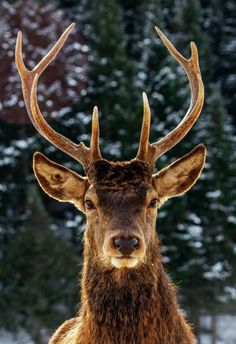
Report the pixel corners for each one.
[33,152,89,213]
[152,144,206,204]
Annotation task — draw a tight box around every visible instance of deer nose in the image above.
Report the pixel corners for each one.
[113,237,139,256]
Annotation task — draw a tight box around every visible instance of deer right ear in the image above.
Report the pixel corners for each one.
[152,144,206,205]
[33,152,89,213]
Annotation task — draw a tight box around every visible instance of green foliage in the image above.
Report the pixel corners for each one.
[192,84,236,309]
[0,0,235,340]
[71,0,140,160]
[1,185,78,339]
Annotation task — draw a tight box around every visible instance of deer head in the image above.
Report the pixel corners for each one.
[15,24,206,269]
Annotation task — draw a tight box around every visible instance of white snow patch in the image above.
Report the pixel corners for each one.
[187,225,202,237]
[0,330,33,344]
[200,315,236,343]
[206,190,222,198]
[204,262,231,280]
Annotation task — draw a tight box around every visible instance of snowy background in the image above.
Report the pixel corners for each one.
[0,0,235,343]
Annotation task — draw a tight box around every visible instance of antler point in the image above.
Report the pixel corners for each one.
[190,41,198,59]
[155,26,165,38]
[92,106,99,119]
[17,31,22,39]
[70,22,75,28]
[142,92,147,100]
[67,23,76,33]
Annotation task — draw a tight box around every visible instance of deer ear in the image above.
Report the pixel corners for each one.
[152,144,206,204]
[33,152,89,213]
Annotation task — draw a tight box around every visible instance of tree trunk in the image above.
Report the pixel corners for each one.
[211,312,217,344]
[189,308,201,341]
[31,331,45,344]
[25,316,46,344]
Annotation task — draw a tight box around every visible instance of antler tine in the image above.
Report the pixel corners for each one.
[33,23,75,75]
[136,93,151,161]
[136,27,204,166]
[90,106,102,161]
[15,24,75,133]
[30,74,91,168]
[16,24,101,171]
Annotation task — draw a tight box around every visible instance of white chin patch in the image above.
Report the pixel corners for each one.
[111,257,139,269]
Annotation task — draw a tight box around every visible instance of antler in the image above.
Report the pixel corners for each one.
[15,23,101,172]
[136,27,204,166]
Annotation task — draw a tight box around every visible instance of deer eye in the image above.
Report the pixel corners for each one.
[148,198,159,208]
[85,200,95,210]
[52,172,63,182]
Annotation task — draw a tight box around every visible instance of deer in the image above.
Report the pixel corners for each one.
[15,23,205,344]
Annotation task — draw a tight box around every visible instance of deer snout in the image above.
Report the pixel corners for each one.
[113,237,139,256]
[103,231,146,268]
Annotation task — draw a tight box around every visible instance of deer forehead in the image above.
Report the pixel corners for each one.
[87,160,153,187]
[95,185,152,208]
[85,160,156,209]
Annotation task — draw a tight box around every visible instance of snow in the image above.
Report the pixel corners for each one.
[187,225,202,237]
[188,213,202,225]
[200,315,236,344]
[0,330,33,344]
[224,287,236,300]
[204,262,231,280]
[104,142,121,158]
[206,190,222,199]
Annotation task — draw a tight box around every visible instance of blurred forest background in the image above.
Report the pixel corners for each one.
[0,0,235,343]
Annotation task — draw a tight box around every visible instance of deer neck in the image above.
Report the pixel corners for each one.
[77,233,186,344]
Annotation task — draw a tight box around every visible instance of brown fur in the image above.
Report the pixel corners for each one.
[87,160,153,186]
[75,236,195,344]
[33,145,206,344]
[49,236,195,344]
[49,318,78,343]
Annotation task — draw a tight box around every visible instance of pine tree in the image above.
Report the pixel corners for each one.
[0,0,85,337]
[192,84,236,309]
[201,0,236,119]
[0,0,88,246]
[1,185,78,343]
[175,0,236,320]
[131,0,203,164]
[72,0,137,160]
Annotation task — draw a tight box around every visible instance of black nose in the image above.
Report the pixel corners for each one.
[113,237,139,256]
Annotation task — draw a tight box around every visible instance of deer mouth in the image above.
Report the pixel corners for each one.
[111,256,139,269]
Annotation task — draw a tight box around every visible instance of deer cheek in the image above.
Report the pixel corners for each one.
[141,215,156,246]
[88,217,106,254]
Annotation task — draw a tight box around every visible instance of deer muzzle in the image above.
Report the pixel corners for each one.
[103,232,146,269]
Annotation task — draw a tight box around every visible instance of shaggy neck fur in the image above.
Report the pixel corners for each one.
[49,160,196,344]
[75,233,195,344]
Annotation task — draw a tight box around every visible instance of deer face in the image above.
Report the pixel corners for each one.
[16,25,206,269]
[32,145,205,269]
[85,160,156,268]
